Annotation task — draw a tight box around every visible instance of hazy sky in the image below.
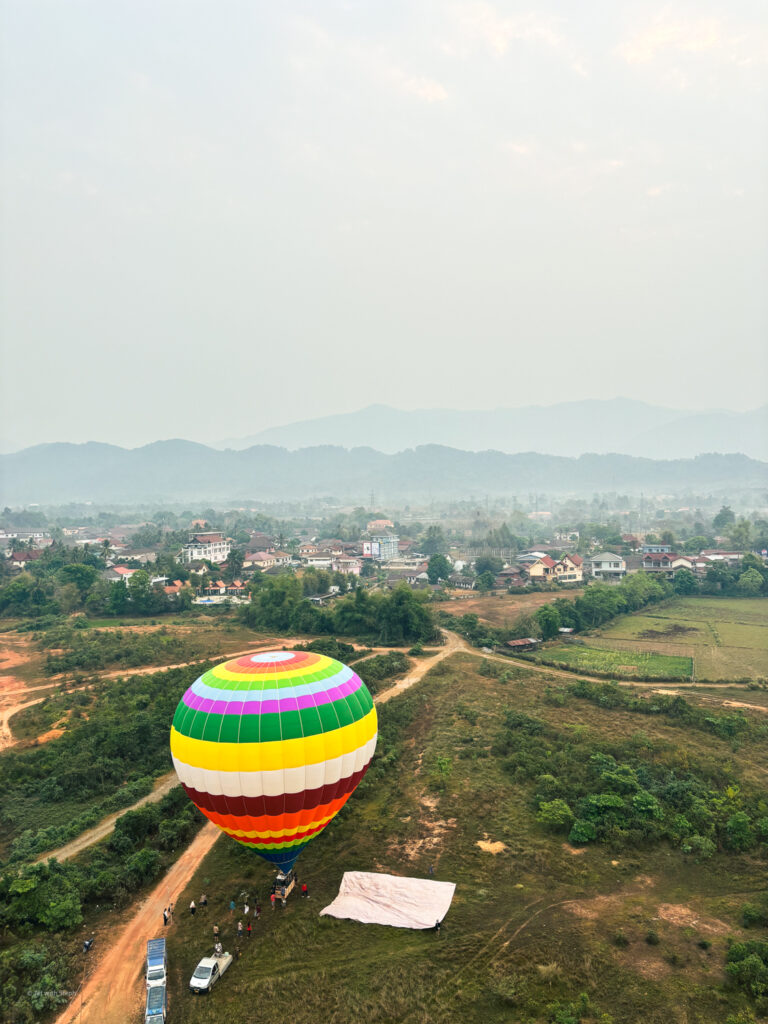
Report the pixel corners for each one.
[1,1,766,451]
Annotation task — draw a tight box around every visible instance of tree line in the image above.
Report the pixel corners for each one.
[241,577,440,645]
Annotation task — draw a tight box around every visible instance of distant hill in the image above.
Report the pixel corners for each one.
[215,401,768,461]
[1,442,765,505]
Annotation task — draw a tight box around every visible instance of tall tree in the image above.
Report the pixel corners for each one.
[420,526,447,556]
[427,554,452,584]
[713,505,735,531]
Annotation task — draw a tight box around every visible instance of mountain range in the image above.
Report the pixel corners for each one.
[1,442,765,506]
[215,400,768,461]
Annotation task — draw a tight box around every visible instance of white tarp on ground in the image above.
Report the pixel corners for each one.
[320,871,456,930]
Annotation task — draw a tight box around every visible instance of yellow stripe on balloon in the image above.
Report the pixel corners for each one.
[218,811,336,841]
[169,708,377,773]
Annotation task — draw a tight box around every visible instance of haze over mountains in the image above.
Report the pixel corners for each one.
[216,400,768,461]
[1,443,765,506]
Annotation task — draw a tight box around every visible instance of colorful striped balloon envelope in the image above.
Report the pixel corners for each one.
[170,650,378,872]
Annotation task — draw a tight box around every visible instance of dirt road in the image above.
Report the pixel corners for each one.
[1,638,309,753]
[54,637,458,1023]
[0,695,48,751]
[97,637,307,679]
[35,773,180,864]
[55,821,220,1024]
[376,632,465,704]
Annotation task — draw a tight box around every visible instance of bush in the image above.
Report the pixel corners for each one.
[743,900,768,929]
[681,835,716,860]
[569,820,597,844]
[355,652,411,695]
[537,799,575,832]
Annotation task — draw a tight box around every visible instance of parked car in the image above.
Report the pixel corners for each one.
[146,938,166,989]
[189,951,233,994]
[144,984,167,1023]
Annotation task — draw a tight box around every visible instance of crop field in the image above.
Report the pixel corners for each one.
[597,597,768,681]
[161,653,768,1024]
[446,589,578,628]
[531,644,693,680]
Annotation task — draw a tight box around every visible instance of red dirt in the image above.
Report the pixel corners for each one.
[35,727,65,744]
[55,823,220,1024]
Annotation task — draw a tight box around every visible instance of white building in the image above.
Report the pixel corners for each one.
[363,535,399,561]
[179,532,231,565]
[331,557,362,576]
[589,552,626,582]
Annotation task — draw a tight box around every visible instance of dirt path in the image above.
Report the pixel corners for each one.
[0,640,312,750]
[97,639,302,679]
[0,696,48,750]
[55,821,220,1024]
[55,637,457,1023]
[376,633,464,704]
[35,773,180,864]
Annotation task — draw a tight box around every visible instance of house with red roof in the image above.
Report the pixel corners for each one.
[641,552,695,579]
[103,565,140,582]
[523,553,584,584]
[8,549,45,572]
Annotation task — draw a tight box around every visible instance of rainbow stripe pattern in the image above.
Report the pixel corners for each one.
[171,650,377,871]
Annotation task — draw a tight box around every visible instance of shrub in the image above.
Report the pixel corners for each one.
[569,820,597,844]
[681,835,716,860]
[537,799,575,832]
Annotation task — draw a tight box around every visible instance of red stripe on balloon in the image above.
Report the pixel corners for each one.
[181,761,371,819]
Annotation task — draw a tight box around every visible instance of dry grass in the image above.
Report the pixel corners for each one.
[445,589,577,627]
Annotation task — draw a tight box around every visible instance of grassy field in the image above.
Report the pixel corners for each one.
[446,589,578,628]
[596,597,768,681]
[531,644,693,681]
[162,653,768,1024]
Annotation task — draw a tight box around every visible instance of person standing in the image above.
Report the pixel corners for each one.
[213,923,220,941]
[243,902,250,917]
[270,893,276,911]
[255,901,261,920]
[200,893,208,911]
[246,921,252,939]
[168,903,174,921]
[189,900,196,916]
[301,883,309,899]
[229,899,236,916]
[237,920,244,939]
[162,907,169,927]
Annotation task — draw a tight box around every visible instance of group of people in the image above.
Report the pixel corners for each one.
[161,879,310,953]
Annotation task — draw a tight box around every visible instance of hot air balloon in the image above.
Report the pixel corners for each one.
[170,650,377,872]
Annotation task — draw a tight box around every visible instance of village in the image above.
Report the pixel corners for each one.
[1,501,761,615]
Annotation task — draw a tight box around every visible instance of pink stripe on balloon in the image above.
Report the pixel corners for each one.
[182,676,363,716]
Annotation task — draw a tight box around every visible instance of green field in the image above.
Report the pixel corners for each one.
[531,644,693,680]
[161,654,768,1024]
[596,597,768,681]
